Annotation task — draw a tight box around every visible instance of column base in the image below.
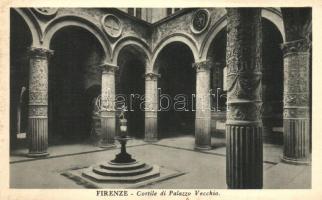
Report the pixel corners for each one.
[283,118,310,165]
[195,117,211,152]
[226,124,263,189]
[281,155,311,165]
[27,152,49,158]
[194,145,212,151]
[144,115,157,143]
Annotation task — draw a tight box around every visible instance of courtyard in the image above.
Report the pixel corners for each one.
[8,7,312,189]
[10,136,311,189]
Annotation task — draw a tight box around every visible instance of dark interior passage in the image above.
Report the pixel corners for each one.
[262,19,284,121]
[116,46,145,138]
[156,42,196,138]
[10,9,32,149]
[207,28,227,111]
[49,27,104,144]
[262,19,284,143]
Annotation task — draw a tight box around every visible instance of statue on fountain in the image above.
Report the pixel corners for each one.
[111,106,136,164]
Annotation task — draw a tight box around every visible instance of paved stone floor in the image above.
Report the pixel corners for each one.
[10,136,311,189]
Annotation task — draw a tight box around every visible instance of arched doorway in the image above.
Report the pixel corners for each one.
[262,18,284,143]
[155,42,196,138]
[206,28,227,138]
[10,9,33,149]
[116,45,146,138]
[49,26,104,144]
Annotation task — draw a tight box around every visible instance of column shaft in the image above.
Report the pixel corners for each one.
[226,8,263,188]
[99,63,118,148]
[27,47,53,157]
[193,60,212,150]
[144,73,160,142]
[282,38,311,164]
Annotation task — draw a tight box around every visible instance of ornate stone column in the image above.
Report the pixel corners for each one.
[282,38,311,164]
[27,47,53,157]
[144,72,160,142]
[226,8,263,189]
[193,60,212,150]
[99,63,118,148]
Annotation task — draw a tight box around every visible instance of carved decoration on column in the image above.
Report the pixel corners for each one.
[99,63,118,112]
[98,63,118,148]
[144,72,160,112]
[144,72,160,142]
[281,38,311,164]
[145,72,161,82]
[225,8,263,189]
[192,59,212,72]
[27,47,53,157]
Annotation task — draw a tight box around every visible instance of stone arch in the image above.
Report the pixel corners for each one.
[113,37,149,138]
[261,8,285,41]
[200,8,285,60]
[151,33,199,73]
[12,8,42,47]
[47,23,107,143]
[112,36,152,66]
[200,16,226,60]
[43,15,111,62]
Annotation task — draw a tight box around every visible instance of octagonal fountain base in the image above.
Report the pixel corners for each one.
[60,136,185,188]
[82,161,160,183]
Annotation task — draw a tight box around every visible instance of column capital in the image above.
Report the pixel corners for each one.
[98,63,119,73]
[144,72,161,81]
[192,60,212,72]
[281,38,311,56]
[28,47,54,59]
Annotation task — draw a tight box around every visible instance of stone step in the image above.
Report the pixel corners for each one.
[93,164,153,177]
[100,161,146,171]
[82,165,160,183]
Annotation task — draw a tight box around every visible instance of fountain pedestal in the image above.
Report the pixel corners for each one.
[82,135,160,183]
[111,136,136,163]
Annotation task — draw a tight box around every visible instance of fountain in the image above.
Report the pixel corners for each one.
[82,108,160,183]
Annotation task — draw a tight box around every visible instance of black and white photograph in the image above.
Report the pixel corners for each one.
[2,2,320,198]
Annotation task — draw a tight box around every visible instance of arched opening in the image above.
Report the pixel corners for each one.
[206,18,284,143]
[116,45,146,138]
[206,28,227,138]
[262,18,284,143]
[155,42,196,138]
[10,9,33,149]
[49,26,104,145]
